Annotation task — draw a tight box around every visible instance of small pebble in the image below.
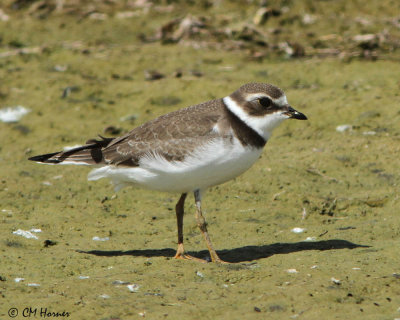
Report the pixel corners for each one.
[305,236,316,241]
[27,283,40,287]
[112,280,129,285]
[286,269,298,274]
[127,284,140,292]
[291,227,306,233]
[13,229,38,240]
[331,277,341,284]
[0,106,30,123]
[92,236,110,241]
[336,124,352,132]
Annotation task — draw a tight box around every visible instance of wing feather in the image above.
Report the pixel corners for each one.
[102,99,224,166]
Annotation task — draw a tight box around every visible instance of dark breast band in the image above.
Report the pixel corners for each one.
[222,102,266,149]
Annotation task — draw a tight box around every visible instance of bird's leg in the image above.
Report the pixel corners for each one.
[174,193,206,263]
[194,190,228,263]
[174,193,187,258]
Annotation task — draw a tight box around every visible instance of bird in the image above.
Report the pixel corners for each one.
[29,83,307,263]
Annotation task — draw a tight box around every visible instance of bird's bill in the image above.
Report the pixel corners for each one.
[285,106,307,120]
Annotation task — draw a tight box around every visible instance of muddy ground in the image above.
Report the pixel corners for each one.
[1,1,400,319]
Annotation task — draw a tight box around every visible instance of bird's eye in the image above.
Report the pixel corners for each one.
[258,97,272,108]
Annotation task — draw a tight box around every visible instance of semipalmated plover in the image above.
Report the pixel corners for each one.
[29,83,307,263]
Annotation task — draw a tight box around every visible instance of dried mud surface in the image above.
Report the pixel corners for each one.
[1,1,400,319]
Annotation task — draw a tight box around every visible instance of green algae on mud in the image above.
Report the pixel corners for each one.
[1,4,400,320]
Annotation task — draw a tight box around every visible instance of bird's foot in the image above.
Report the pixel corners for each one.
[174,244,230,263]
[174,252,208,263]
[174,243,208,263]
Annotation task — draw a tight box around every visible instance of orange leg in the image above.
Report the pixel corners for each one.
[193,190,229,264]
[173,193,206,263]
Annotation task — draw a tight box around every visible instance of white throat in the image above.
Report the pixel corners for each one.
[223,96,288,140]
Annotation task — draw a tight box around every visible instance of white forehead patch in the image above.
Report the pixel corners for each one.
[245,93,288,106]
[223,96,289,140]
[274,95,288,106]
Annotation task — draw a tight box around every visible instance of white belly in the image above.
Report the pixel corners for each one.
[88,138,263,193]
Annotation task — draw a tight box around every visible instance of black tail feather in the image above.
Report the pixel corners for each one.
[28,152,62,163]
[28,136,114,164]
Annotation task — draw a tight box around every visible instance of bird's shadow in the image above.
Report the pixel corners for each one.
[78,239,369,263]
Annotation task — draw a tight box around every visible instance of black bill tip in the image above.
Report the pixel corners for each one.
[286,106,307,120]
